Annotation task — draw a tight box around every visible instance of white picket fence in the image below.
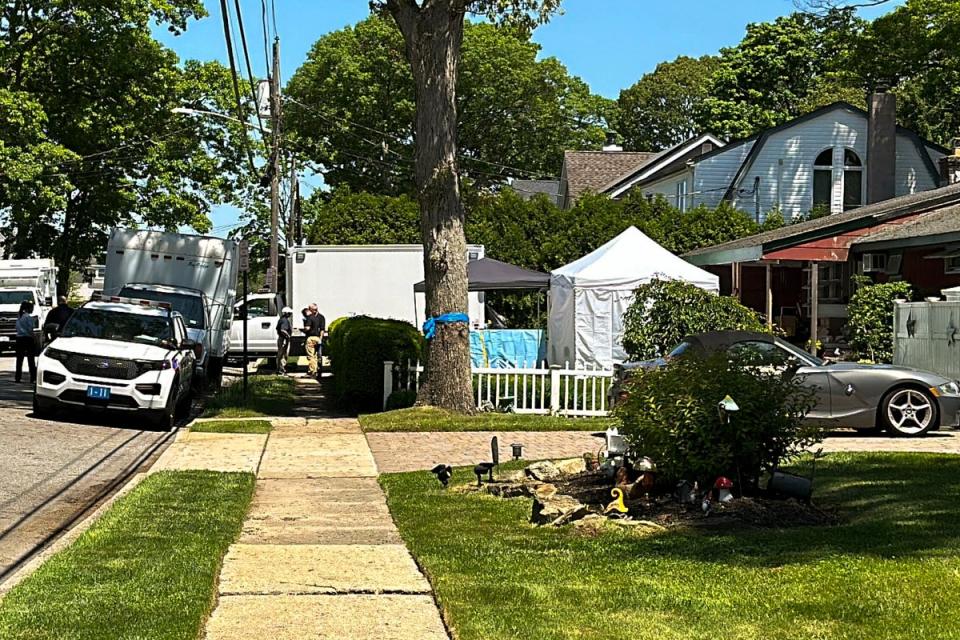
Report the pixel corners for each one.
[383,360,614,417]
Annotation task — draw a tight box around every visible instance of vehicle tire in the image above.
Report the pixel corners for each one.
[153,383,177,431]
[207,357,224,391]
[880,387,938,437]
[32,394,53,419]
[175,386,194,420]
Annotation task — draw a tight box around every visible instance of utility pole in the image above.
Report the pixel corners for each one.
[268,37,281,292]
[288,153,298,247]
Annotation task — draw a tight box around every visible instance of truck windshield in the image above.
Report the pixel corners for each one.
[120,288,206,329]
[62,308,173,347]
[0,291,36,305]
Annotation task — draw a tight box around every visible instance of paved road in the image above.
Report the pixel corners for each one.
[0,355,176,583]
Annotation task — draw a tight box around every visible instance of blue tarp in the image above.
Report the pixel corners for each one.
[470,329,546,368]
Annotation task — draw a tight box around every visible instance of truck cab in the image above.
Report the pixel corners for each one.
[228,292,285,358]
[0,258,57,350]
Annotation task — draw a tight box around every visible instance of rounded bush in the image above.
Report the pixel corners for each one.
[326,316,423,411]
[385,389,418,411]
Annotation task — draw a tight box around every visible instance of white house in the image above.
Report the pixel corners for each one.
[557,94,948,222]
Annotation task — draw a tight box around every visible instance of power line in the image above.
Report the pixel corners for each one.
[218,0,258,175]
[259,0,271,73]
[232,0,268,142]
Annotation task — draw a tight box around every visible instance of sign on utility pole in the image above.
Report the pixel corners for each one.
[238,239,250,273]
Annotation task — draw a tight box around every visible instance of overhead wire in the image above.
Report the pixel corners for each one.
[218,0,259,175]
[231,0,268,142]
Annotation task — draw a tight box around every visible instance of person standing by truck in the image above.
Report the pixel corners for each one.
[302,303,325,379]
[276,307,294,375]
[15,300,37,383]
[45,296,73,341]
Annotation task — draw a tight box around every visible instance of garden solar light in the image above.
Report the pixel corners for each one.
[474,463,494,486]
[511,443,524,460]
[718,394,739,423]
[431,464,453,488]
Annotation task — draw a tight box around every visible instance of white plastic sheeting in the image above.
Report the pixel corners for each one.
[547,226,720,368]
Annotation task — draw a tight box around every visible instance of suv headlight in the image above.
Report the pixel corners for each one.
[934,381,960,396]
[135,359,172,374]
[44,347,69,362]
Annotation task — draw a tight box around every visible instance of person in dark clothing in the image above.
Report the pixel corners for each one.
[302,303,326,378]
[15,301,37,383]
[45,296,73,341]
[276,307,294,375]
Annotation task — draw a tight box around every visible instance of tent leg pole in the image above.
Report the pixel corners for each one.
[809,262,819,356]
[765,263,773,330]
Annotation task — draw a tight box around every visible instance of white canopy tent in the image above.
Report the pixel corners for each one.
[548,226,720,368]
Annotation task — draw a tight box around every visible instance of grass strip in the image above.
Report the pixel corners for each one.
[0,470,255,640]
[202,375,296,418]
[191,419,273,434]
[381,452,960,640]
[360,406,616,432]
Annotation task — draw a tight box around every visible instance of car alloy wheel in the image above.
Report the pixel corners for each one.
[884,388,936,436]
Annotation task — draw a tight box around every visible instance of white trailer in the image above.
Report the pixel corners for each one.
[0,258,57,350]
[286,244,486,328]
[102,229,238,387]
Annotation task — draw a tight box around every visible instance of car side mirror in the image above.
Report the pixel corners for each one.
[44,297,53,306]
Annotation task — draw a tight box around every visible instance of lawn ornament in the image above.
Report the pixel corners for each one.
[714,477,734,503]
[431,464,453,488]
[701,492,712,515]
[604,488,628,515]
[474,463,494,486]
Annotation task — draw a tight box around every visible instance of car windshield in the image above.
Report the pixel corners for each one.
[120,288,206,329]
[61,308,173,346]
[0,291,36,305]
[774,338,824,366]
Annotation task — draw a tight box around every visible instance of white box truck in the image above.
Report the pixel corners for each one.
[102,229,238,387]
[228,244,486,359]
[0,258,57,350]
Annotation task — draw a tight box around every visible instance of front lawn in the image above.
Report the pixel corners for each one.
[202,375,295,418]
[381,452,960,640]
[0,470,255,639]
[360,406,616,432]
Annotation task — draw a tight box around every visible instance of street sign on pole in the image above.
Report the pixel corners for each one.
[238,239,250,273]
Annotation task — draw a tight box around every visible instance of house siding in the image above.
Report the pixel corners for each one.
[726,108,944,222]
[637,169,693,209]
[692,141,755,210]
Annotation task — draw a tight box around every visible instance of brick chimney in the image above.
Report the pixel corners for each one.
[867,86,897,204]
[602,130,622,152]
[940,136,960,186]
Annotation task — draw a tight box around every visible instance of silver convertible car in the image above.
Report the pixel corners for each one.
[612,330,960,437]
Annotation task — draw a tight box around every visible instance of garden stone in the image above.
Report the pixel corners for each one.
[533,483,558,500]
[531,494,589,526]
[554,458,587,476]
[526,461,562,482]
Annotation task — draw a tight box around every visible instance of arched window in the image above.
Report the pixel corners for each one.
[813,149,833,208]
[842,149,863,210]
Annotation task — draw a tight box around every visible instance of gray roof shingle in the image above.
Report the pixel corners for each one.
[563,150,657,201]
[853,202,960,246]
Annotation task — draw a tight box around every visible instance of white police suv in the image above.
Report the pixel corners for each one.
[33,295,198,430]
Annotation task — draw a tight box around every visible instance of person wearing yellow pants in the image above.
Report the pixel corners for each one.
[302,303,326,378]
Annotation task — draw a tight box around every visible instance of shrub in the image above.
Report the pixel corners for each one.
[616,350,820,486]
[385,389,418,411]
[848,276,912,363]
[621,279,766,359]
[326,316,423,411]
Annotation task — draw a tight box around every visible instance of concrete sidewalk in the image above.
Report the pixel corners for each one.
[204,378,448,640]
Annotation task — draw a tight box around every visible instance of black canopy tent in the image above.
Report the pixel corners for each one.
[413,257,549,292]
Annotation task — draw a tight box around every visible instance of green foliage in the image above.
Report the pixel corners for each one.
[702,9,865,138]
[305,189,420,244]
[327,316,423,411]
[847,276,912,363]
[359,406,613,432]
[761,209,787,231]
[616,55,719,151]
[190,419,272,434]
[285,15,609,194]
[622,279,766,359]
[385,390,418,411]
[0,2,261,288]
[617,351,820,484]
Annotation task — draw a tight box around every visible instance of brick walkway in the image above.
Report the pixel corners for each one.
[366,429,960,473]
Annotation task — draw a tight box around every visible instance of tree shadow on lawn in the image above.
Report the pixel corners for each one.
[601,452,960,569]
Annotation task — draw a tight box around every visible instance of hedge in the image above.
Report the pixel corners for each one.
[326,315,423,412]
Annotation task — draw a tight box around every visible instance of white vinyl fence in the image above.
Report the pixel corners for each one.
[383,360,614,417]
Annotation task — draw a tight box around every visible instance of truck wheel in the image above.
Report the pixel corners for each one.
[207,357,224,391]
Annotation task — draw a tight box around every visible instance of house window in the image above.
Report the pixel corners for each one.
[842,149,863,210]
[813,149,833,208]
[676,180,688,212]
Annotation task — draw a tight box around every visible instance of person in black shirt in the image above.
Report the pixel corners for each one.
[45,296,73,341]
[302,303,326,378]
[276,307,294,375]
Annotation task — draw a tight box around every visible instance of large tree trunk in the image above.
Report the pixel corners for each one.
[389,0,474,413]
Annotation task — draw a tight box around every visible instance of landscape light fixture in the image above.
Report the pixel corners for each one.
[718,394,739,423]
[511,443,523,460]
[430,464,453,488]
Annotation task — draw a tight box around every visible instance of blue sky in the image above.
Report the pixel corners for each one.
[153,0,901,231]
